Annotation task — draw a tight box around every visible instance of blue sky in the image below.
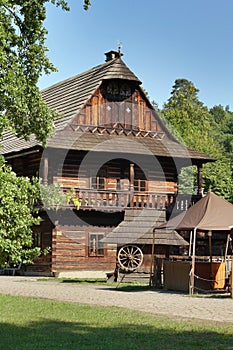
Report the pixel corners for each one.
[38,0,233,109]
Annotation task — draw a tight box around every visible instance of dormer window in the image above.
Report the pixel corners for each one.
[101,80,133,101]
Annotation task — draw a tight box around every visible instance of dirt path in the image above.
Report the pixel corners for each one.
[0,276,232,323]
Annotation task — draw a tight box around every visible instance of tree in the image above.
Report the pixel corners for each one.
[162,79,213,152]
[0,157,44,267]
[0,0,91,144]
[162,79,233,199]
[0,0,91,265]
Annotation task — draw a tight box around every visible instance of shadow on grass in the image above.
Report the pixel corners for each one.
[0,294,232,350]
[0,318,232,350]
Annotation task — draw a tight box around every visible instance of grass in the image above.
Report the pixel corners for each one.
[0,294,232,350]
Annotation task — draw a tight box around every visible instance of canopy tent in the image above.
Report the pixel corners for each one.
[158,192,233,294]
[159,192,233,231]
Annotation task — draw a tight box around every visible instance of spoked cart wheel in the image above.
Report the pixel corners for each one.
[117,245,143,272]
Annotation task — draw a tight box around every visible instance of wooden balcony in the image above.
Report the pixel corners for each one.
[76,189,167,210]
[58,187,200,213]
[47,177,200,213]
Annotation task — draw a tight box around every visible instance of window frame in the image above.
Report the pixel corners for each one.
[88,233,105,257]
[134,179,147,192]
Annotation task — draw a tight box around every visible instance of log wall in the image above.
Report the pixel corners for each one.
[51,225,117,275]
[52,152,178,195]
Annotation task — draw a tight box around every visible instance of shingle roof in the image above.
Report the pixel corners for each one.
[0,55,215,164]
[0,126,214,164]
[41,57,141,121]
[46,128,213,163]
[102,209,189,246]
[0,57,142,155]
[0,132,39,155]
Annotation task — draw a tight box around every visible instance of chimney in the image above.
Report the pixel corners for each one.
[105,50,123,62]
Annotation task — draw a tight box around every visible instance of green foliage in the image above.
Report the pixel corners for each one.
[83,0,91,11]
[0,0,91,267]
[39,183,82,210]
[1,1,57,143]
[0,0,91,144]
[0,0,90,266]
[0,157,43,267]
[178,166,196,194]
[162,79,233,200]
[163,79,213,150]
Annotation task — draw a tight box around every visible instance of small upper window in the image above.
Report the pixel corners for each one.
[89,234,104,256]
[91,177,105,190]
[134,179,146,192]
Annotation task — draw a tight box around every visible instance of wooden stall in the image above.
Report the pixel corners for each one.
[163,260,226,292]
[160,192,233,293]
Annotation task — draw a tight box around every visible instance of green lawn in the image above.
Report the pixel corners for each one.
[0,294,232,350]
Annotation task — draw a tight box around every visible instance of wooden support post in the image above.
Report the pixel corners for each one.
[231,256,233,299]
[129,163,134,207]
[197,164,203,196]
[149,229,155,287]
[43,157,49,186]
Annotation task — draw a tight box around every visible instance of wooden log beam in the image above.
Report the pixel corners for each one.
[197,164,203,196]
[129,163,134,207]
[43,157,49,185]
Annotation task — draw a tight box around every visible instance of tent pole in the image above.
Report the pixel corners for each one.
[224,233,230,262]
[208,230,213,289]
[190,228,197,295]
[189,230,193,257]
[208,230,213,263]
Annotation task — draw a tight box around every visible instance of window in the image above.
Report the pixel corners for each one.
[91,177,105,190]
[33,232,42,248]
[134,179,146,191]
[89,234,104,256]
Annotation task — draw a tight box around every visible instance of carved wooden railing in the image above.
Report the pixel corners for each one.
[76,189,168,210]
[58,186,200,212]
[174,194,200,211]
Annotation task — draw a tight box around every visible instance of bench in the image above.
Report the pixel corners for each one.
[3,263,22,276]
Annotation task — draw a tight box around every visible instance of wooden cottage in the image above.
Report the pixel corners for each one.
[0,50,214,277]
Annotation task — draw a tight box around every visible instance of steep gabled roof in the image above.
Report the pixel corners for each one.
[0,56,143,155]
[41,57,141,122]
[0,53,215,165]
[0,56,140,154]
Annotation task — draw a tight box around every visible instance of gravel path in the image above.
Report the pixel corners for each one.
[0,276,232,323]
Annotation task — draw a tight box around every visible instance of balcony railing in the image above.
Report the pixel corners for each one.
[57,187,200,212]
[76,189,167,210]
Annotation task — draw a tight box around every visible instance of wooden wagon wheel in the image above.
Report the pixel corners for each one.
[117,245,143,272]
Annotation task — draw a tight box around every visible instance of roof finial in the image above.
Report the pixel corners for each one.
[105,45,123,62]
[118,41,122,54]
